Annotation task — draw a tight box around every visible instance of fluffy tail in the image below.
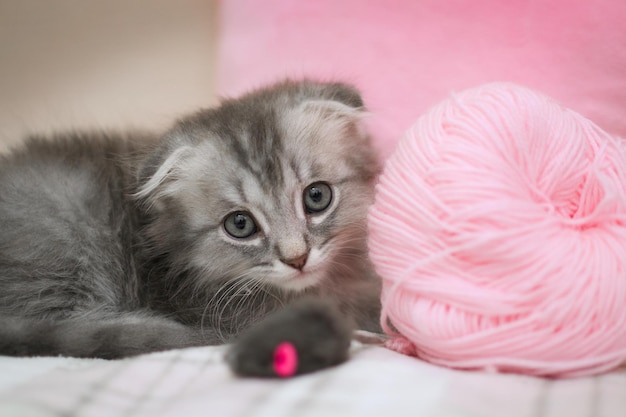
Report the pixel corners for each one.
[0,313,210,359]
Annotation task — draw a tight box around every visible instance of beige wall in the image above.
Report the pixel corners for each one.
[0,0,219,152]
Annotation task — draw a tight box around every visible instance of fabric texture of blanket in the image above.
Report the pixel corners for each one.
[1,343,625,417]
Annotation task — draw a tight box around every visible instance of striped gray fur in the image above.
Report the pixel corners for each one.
[0,80,381,359]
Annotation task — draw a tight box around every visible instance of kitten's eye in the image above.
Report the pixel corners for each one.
[223,211,258,238]
[303,182,333,214]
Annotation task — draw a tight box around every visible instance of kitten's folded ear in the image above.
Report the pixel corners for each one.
[134,143,194,203]
[277,79,364,110]
[313,82,365,109]
[294,81,369,130]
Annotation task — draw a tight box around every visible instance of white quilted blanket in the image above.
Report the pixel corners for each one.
[1,343,624,417]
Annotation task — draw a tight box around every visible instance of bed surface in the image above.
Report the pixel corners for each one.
[1,342,624,417]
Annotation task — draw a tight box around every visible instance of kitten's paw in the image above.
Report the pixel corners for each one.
[226,299,353,378]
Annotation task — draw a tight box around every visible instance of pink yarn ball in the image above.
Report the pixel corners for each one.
[368,83,626,377]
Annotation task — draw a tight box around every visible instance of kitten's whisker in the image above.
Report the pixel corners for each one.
[202,269,267,340]
[325,257,365,277]
[219,277,264,337]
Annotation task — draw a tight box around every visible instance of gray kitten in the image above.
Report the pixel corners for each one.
[0,80,381,360]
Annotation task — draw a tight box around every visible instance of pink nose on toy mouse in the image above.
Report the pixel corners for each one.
[273,342,298,377]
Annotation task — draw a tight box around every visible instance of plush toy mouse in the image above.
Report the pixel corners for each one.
[226,299,354,378]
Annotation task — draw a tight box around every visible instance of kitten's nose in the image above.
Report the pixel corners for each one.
[281,253,308,271]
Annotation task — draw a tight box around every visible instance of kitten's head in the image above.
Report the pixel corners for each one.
[137,80,379,294]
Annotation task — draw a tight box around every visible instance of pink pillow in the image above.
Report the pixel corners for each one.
[217,0,626,158]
